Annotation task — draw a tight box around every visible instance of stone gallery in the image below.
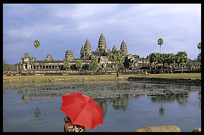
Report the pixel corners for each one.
[17,33,200,75]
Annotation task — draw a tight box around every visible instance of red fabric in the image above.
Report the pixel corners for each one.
[61,92,103,130]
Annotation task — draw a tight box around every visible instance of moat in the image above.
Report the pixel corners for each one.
[3,81,201,132]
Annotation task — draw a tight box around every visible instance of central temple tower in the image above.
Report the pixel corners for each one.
[98,33,107,50]
[96,33,110,53]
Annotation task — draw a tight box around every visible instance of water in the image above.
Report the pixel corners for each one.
[3,81,201,132]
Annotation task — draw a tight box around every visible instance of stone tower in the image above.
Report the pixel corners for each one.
[64,50,73,60]
[96,33,110,53]
[45,54,53,61]
[98,33,107,50]
[80,44,85,58]
[84,39,92,57]
[80,39,92,59]
[112,45,117,51]
[120,40,128,56]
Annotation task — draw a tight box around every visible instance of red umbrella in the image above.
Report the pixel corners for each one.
[60,92,103,130]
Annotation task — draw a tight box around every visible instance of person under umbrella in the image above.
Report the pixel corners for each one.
[64,116,85,132]
[61,92,103,132]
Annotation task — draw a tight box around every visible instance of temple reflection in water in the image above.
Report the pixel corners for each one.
[3,81,201,119]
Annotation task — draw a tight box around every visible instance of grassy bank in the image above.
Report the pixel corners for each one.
[3,73,201,81]
[132,73,201,80]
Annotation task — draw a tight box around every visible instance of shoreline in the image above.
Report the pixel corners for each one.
[128,77,201,86]
[3,73,201,85]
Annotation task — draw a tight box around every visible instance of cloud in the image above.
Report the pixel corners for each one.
[3,4,201,64]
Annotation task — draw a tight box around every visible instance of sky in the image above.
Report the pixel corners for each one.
[3,4,201,64]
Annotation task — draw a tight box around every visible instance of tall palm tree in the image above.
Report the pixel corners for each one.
[34,40,40,70]
[157,38,163,53]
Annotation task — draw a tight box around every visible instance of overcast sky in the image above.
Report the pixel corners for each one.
[3,4,201,64]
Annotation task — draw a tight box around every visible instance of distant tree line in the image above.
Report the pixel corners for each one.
[149,51,191,73]
[3,60,17,72]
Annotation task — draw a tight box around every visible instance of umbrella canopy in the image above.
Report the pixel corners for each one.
[61,92,103,130]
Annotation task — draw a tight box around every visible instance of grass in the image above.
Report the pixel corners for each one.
[132,73,201,80]
[3,73,201,80]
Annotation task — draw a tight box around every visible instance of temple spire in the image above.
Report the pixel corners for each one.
[120,40,128,56]
[112,45,117,51]
[98,33,107,50]
[84,39,92,57]
[80,44,85,58]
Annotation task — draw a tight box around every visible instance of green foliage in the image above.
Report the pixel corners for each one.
[110,50,125,63]
[24,52,29,58]
[186,59,193,69]
[75,60,82,70]
[149,52,160,64]
[175,51,188,73]
[118,63,124,70]
[197,42,201,50]
[88,57,99,70]
[165,53,176,65]
[157,38,163,53]
[34,40,40,66]
[197,53,201,62]
[34,40,40,48]
[157,38,163,46]
[3,60,16,72]
[110,50,125,77]
[175,51,188,64]
[63,61,70,70]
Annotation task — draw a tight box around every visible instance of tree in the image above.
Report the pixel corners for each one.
[197,43,201,62]
[88,57,99,71]
[75,60,82,70]
[165,53,176,73]
[197,42,201,53]
[3,60,16,72]
[118,63,125,70]
[24,52,29,58]
[175,51,188,73]
[197,53,201,62]
[34,40,40,70]
[157,38,163,53]
[110,50,125,77]
[186,59,193,70]
[63,61,70,71]
[160,53,169,73]
[149,52,160,72]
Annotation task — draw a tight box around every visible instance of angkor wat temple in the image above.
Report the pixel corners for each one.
[16,33,201,75]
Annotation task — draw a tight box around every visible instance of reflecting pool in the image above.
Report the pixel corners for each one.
[3,80,201,132]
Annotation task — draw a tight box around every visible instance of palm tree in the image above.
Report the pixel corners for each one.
[88,57,99,71]
[197,53,201,62]
[75,60,83,71]
[34,40,40,70]
[157,38,163,53]
[197,42,201,53]
[63,60,70,71]
[166,53,175,73]
[149,52,160,72]
[110,50,125,77]
[175,51,188,73]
